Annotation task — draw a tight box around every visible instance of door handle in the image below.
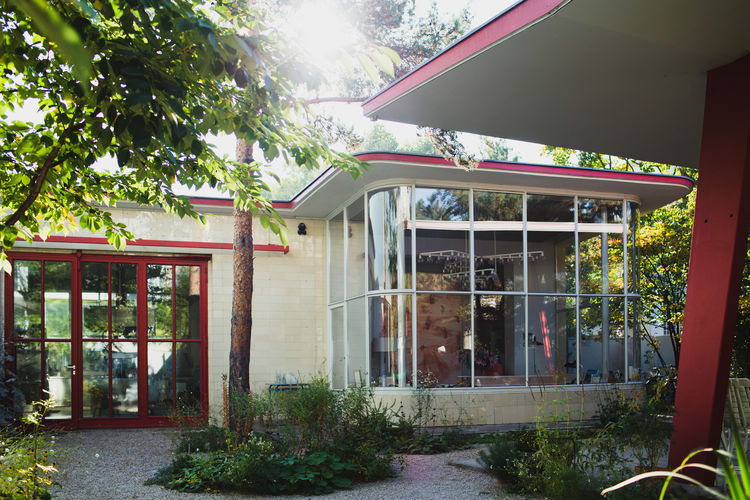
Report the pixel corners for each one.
[66,364,76,376]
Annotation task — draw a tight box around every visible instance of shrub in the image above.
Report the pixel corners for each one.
[477,433,525,484]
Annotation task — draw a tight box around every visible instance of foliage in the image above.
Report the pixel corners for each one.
[602,416,750,499]
[0,0,373,272]
[596,388,673,470]
[151,377,398,495]
[0,351,23,425]
[0,400,57,500]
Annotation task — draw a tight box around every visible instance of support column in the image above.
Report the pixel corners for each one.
[668,54,750,480]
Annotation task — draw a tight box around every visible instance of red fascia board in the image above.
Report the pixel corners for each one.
[187,197,295,210]
[19,235,289,254]
[363,0,568,116]
[354,152,695,189]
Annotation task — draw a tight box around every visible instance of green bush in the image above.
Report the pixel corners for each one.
[174,424,236,453]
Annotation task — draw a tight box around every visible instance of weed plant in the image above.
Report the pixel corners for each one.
[0,399,57,500]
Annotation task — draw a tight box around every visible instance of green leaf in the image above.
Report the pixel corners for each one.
[355,53,379,83]
[9,0,91,88]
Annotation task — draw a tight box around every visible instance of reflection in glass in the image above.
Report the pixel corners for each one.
[474,295,524,386]
[112,342,138,416]
[416,294,471,387]
[528,296,576,385]
[175,266,201,339]
[415,188,469,221]
[347,297,368,386]
[474,231,523,291]
[45,342,71,418]
[83,341,109,417]
[579,233,624,294]
[368,187,411,290]
[14,342,41,413]
[82,262,108,339]
[474,191,522,221]
[527,232,575,293]
[627,205,639,292]
[346,198,366,298]
[329,211,345,302]
[13,260,42,338]
[527,194,574,222]
[176,343,201,410]
[112,263,137,339]
[330,307,345,389]
[148,342,173,415]
[626,299,641,381]
[580,297,625,383]
[369,295,411,387]
[578,199,623,224]
[148,265,173,338]
[416,229,470,291]
[44,261,72,339]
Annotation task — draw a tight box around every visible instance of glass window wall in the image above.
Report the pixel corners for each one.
[328,187,640,389]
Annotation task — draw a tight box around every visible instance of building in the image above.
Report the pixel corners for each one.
[3,152,690,427]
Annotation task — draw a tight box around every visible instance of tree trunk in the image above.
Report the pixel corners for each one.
[228,138,254,431]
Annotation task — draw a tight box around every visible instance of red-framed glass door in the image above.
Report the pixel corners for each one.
[5,252,208,427]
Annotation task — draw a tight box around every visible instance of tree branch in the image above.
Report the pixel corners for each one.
[1,105,84,230]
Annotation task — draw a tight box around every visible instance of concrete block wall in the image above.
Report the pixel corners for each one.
[371,384,644,426]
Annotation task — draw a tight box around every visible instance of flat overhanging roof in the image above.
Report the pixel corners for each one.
[276,153,692,218]
[363,0,750,169]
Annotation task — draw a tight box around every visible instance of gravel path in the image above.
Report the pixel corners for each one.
[50,428,507,500]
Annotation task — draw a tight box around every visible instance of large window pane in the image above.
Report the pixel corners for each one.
[14,342,41,414]
[112,263,137,339]
[175,266,200,340]
[348,297,369,386]
[416,294,471,387]
[527,194,574,222]
[528,231,575,293]
[44,261,71,339]
[329,211,344,302]
[13,260,42,339]
[474,231,523,291]
[82,262,108,339]
[627,204,639,293]
[579,233,624,294]
[368,187,411,290]
[369,295,411,387]
[474,191,522,221]
[176,343,201,410]
[416,229,470,291]
[147,265,173,338]
[45,342,71,418]
[528,296,576,385]
[112,342,138,416]
[415,188,468,221]
[626,299,641,381]
[330,307,345,389]
[578,199,623,224]
[83,341,109,417]
[346,197,366,298]
[580,296,625,383]
[474,295,525,387]
[148,342,173,415]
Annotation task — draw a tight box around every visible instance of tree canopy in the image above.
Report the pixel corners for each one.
[0,0,398,271]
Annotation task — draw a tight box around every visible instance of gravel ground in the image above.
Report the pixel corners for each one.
[50,428,506,500]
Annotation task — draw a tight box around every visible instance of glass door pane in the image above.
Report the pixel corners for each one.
[45,343,72,418]
[82,341,109,417]
[112,342,138,416]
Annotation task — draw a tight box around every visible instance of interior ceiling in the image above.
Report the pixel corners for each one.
[364,0,750,169]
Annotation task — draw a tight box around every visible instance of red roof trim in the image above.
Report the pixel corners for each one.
[186,197,294,210]
[355,152,695,189]
[363,0,568,116]
[19,235,289,254]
